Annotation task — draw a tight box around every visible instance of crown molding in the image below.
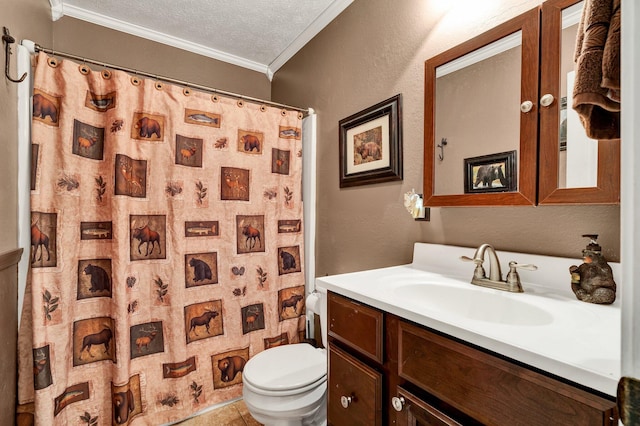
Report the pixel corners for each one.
[49,0,63,20]
[268,0,354,79]
[436,31,522,78]
[562,2,582,29]
[49,0,352,79]
[51,2,270,76]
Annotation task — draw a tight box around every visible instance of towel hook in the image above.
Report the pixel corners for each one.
[2,27,27,83]
[437,138,448,161]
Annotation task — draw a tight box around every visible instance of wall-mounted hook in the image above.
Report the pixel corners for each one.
[2,27,27,83]
[437,138,448,161]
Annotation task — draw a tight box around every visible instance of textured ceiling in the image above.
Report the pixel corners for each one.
[48,0,353,79]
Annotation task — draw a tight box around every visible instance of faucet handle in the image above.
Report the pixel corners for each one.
[509,262,538,271]
[460,255,486,280]
[505,261,537,292]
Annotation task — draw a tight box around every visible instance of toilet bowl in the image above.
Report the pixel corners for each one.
[242,288,327,426]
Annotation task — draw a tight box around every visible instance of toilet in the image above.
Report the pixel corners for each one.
[242,287,328,426]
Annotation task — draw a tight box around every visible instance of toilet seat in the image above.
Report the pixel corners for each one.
[243,343,327,396]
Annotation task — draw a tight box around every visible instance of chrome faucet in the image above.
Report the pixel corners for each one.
[460,244,537,292]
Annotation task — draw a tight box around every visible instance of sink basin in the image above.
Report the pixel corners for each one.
[393,284,554,326]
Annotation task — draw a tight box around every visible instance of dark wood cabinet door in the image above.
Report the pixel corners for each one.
[328,291,384,363]
[393,387,463,426]
[398,320,618,425]
[423,8,540,207]
[328,344,382,426]
[538,0,620,204]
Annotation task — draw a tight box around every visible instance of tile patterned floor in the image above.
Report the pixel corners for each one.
[174,399,262,426]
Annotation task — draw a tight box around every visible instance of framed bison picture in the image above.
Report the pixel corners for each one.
[464,150,517,193]
[339,94,403,187]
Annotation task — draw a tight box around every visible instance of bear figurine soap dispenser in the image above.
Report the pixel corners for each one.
[569,234,616,304]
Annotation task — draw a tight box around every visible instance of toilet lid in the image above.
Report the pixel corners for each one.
[244,343,327,392]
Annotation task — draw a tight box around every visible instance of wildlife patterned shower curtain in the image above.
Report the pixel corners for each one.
[17,51,306,425]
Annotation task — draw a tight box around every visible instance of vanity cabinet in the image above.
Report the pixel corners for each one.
[327,291,618,425]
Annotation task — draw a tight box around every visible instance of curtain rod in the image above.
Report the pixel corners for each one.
[33,44,310,114]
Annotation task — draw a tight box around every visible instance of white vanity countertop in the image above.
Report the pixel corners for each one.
[315,243,621,397]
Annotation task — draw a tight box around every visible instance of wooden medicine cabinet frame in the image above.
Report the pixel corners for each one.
[424,0,620,207]
[537,0,620,205]
[423,8,540,207]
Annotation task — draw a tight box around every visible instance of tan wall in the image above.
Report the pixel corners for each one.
[52,17,271,100]
[272,0,620,276]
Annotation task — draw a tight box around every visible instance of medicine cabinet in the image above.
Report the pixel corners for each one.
[538,0,620,204]
[423,0,620,207]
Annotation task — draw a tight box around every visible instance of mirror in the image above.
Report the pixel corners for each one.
[558,1,595,189]
[424,9,540,206]
[434,33,521,196]
[538,0,620,204]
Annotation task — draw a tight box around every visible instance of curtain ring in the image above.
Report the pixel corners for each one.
[280,109,287,117]
[183,87,191,96]
[259,105,267,112]
[78,64,90,75]
[47,56,58,68]
[211,94,220,103]
[297,112,304,120]
[101,69,112,80]
[131,76,141,86]
[155,81,163,90]
[237,99,244,108]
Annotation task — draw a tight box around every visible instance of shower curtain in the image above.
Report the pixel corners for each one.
[17,51,305,425]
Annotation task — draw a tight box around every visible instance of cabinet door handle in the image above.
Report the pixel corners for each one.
[391,396,405,412]
[340,395,353,408]
[520,100,534,113]
[540,93,555,107]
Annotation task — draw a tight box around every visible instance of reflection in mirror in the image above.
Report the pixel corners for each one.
[538,0,619,205]
[434,33,522,195]
[558,0,598,189]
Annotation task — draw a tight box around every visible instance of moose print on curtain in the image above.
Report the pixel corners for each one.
[18,51,306,425]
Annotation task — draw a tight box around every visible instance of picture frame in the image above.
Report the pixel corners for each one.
[339,94,403,187]
[464,150,517,194]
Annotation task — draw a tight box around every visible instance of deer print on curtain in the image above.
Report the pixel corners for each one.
[18,52,306,425]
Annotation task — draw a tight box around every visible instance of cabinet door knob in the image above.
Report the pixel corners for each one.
[391,396,405,412]
[540,93,555,107]
[340,395,353,408]
[520,100,534,113]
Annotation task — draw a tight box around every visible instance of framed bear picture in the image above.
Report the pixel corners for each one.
[464,150,517,194]
[338,94,403,188]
